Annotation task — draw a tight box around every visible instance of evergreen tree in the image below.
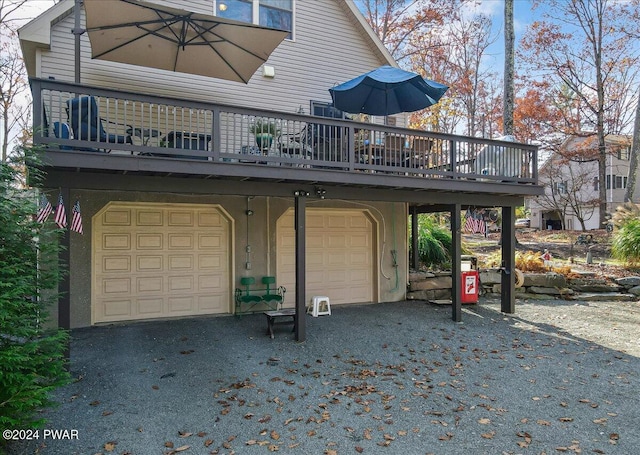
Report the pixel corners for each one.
[0,152,69,437]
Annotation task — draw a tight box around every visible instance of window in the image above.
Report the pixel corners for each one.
[553,181,567,195]
[216,0,293,38]
[593,177,599,191]
[606,175,627,189]
[618,146,631,160]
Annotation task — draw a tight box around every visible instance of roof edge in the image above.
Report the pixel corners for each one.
[18,0,74,77]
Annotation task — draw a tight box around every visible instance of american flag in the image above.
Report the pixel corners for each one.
[464,209,475,233]
[54,193,67,228]
[70,200,83,234]
[36,194,53,223]
[464,209,487,235]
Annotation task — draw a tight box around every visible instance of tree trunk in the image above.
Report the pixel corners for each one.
[624,91,640,202]
[503,0,514,136]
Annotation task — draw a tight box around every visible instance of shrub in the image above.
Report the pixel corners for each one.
[612,217,640,265]
[411,214,470,269]
[0,154,70,436]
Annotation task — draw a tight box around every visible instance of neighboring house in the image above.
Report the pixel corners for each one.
[527,135,631,231]
[20,0,541,337]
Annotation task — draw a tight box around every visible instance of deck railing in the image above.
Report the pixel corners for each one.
[32,78,538,184]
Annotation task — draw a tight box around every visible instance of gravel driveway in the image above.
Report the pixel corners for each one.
[7,298,640,455]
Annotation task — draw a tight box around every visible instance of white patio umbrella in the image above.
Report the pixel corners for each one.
[82,0,288,83]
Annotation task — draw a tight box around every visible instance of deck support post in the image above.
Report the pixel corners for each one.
[411,206,419,270]
[501,206,516,313]
[451,204,462,322]
[294,190,308,341]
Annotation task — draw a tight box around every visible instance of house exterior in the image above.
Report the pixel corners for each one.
[527,135,632,231]
[20,0,541,338]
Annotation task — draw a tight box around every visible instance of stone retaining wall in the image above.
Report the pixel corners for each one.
[407,270,640,302]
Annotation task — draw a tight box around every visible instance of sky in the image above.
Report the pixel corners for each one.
[462,0,544,72]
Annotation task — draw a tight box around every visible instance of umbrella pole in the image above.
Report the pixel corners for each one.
[73,0,83,83]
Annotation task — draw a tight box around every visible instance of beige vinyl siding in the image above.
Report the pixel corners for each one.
[39,0,390,118]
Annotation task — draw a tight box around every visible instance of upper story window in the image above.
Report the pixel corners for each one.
[216,0,293,39]
[617,146,631,160]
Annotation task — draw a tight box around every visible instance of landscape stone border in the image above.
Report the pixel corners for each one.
[407,270,640,302]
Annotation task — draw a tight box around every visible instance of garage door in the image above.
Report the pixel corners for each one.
[93,202,231,324]
[276,209,375,307]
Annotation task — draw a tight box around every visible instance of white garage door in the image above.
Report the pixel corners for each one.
[93,202,231,324]
[277,209,375,307]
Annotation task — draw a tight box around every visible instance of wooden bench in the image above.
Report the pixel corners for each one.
[234,276,286,315]
[263,308,296,339]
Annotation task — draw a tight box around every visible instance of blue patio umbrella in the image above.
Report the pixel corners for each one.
[329,65,448,116]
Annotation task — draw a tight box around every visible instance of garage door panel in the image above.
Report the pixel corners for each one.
[327,269,348,283]
[307,213,325,226]
[349,251,370,266]
[349,233,370,248]
[199,274,223,290]
[103,256,131,273]
[103,233,130,250]
[168,234,193,249]
[199,234,223,249]
[198,254,223,269]
[198,295,224,311]
[168,296,195,312]
[327,251,347,265]
[137,233,163,249]
[138,298,164,315]
[103,209,131,226]
[277,209,373,307]
[137,210,163,226]
[327,234,347,248]
[168,211,194,226]
[307,235,324,248]
[169,275,194,291]
[94,203,230,324]
[169,255,193,270]
[307,252,324,266]
[101,299,133,318]
[136,276,163,293]
[198,211,223,226]
[349,215,370,228]
[327,215,348,228]
[137,256,162,271]
[306,270,326,285]
[102,278,130,294]
[349,269,370,282]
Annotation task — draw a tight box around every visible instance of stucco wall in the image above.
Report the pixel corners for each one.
[62,189,406,327]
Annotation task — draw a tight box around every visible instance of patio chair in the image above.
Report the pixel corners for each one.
[66,96,132,151]
[411,137,434,169]
[277,125,313,160]
[52,122,72,150]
